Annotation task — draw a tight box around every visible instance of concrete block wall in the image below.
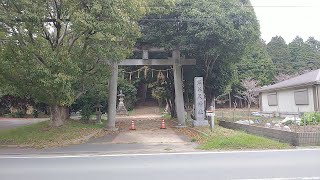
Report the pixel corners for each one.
[219,120,320,146]
[297,132,320,146]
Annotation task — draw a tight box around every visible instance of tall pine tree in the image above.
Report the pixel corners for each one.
[267,36,292,74]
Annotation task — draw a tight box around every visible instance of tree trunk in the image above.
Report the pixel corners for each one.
[229,93,232,109]
[205,93,214,110]
[50,105,69,127]
[168,98,177,118]
[165,71,177,118]
[248,103,251,124]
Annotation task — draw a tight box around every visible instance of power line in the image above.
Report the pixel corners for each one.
[137,5,318,8]
[139,18,218,22]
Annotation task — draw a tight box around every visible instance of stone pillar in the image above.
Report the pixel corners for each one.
[173,49,186,127]
[106,62,119,131]
[193,77,208,126]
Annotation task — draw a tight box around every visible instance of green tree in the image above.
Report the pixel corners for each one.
[267,36,320,79]
[283,36,320,75]
[304,37,320,70]
[267,36,291,74]
[237,39,275,86]
[0,0,149,126]
[306,37,320,52]
[139,0,260,109]
[288,36,309,72]
[71,74,108,123]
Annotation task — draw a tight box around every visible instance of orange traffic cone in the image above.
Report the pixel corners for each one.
[130,120,136,130]
[160,119,166,129]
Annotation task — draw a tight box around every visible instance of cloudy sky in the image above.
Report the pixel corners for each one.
[251,0,320,43]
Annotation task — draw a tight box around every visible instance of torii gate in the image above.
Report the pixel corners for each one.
[105,48,196,130]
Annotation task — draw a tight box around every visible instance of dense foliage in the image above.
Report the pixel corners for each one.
[1,0,320,120]
[237,39,275,86]
[0,0,159,126]
[267,36,320,77]
[139,0,260,108]
[71,79,107,123]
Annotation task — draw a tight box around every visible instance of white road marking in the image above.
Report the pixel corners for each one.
[234,177,320,180]
[0,148,319,159]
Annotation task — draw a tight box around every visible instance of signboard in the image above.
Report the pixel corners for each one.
[207,106,215,130]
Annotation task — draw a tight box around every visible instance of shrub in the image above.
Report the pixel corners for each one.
[12,110,25,118]
[302,112,320,125]
[72,85,106,123]
[80,105,92,124]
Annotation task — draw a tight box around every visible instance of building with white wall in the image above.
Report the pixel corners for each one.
[259,69,320,115]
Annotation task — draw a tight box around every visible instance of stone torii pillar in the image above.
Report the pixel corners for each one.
[106,61,119,131]
[173,49,186,127]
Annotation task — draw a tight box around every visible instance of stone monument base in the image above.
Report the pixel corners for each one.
[173,124,187,128]
[116,106,128,116]
[193,120,209,127]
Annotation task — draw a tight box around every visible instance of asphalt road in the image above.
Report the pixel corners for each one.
[0,118,48,131]
[0,149,319,180]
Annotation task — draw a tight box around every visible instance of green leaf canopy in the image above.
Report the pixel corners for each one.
[139,0,260,100]
[0,0,150,106]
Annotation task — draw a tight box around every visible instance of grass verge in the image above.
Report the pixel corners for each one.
[0,120,105,149]
[173,123,290,150]
[198,126,290,150]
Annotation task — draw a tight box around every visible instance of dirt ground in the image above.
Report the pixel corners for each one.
[100,105,198,151]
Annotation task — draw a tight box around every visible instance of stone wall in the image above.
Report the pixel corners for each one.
[219,120,320,146]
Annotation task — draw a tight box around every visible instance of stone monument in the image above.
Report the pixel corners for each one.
[193,77,209,126]
[116,90,128,115]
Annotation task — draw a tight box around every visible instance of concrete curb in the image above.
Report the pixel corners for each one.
[2,148,320,157]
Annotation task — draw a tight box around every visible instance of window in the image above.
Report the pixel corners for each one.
[294,89,309,105]
[267,93,278,106]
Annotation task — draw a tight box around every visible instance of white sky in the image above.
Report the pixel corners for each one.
[251,0,320,43]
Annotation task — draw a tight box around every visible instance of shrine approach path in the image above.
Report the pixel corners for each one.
[72,103,198,153]
[112,104,195,148]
